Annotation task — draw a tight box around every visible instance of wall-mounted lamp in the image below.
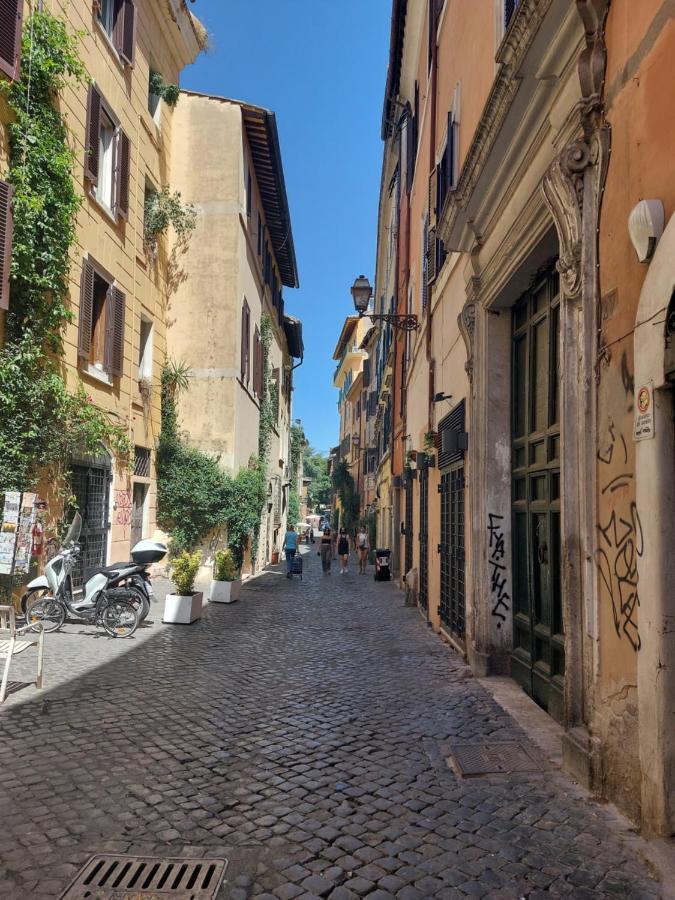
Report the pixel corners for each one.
[628,199,664,262]
[351,275,419,332]
[434,392,452,403]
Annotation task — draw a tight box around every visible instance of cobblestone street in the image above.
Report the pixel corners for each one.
[0,549,666,899]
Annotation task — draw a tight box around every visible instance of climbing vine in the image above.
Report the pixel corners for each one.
[257,314,275,465]
[0,12,130,492]
[332,460,360,532]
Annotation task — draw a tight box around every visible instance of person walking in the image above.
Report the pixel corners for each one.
[282,524,298,578]
[320,526,333,574]
[356,525,370,574]
[337,528,350,574]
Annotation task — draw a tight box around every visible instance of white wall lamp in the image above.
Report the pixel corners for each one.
[628,199,664,263]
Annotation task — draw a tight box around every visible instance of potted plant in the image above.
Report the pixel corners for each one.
[163,550,204,624]
[210,548,241,603]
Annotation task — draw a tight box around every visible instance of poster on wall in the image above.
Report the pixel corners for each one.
[13,493,37,575]
[0,491,22,575]
[634,382,655,441]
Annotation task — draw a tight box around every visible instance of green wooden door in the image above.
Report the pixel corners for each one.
[511,267,564,722]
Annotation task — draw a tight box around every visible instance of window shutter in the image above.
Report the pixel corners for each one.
[78,261,95,358]
[241,301,250,382]
[0,180,13,311]
[109,286,126,377]
[116,128,130,220]
[115,0,136,66]
[428,166,438,230]
[85,85,101,185]
[0,0,22,81]
[427,225,438,286]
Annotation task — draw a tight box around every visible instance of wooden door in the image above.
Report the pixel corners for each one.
[511,267,564,722]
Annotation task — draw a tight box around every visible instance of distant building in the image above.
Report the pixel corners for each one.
[167,91,303,570]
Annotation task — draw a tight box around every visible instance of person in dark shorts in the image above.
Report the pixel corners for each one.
[320,527,333,574]
[337,528,350,574]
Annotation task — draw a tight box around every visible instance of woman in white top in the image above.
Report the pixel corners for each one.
[356,525,370,574]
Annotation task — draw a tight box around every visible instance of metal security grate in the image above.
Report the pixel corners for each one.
[59,854,228,899]
[134,446,151,478]
[447,742,542,777]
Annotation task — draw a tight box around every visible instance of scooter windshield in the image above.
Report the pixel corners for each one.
[63,512,82,547]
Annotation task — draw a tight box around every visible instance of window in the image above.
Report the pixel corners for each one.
[240,299,250,383]
[147,71,161,122]
[85,85,131,222]
[138,318,153,379]
[0,0,22,80]
[97,0,136,66]
[78,258,126,380]
[257,213,262,255]
[0,180,13,311]
[422,213,429,311]
[246,170,252,218]
[504,0,521,30]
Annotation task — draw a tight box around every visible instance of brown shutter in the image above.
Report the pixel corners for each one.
[428,166,438,230]
[114,0,135,66]
[109,285,126,377]
[0,180,13,311]
[78,261,95,358]
[85,85,101,185]
[241,300,250,382]
[0,0,22,81]
[116,128,130,220]
[427,225,438,285]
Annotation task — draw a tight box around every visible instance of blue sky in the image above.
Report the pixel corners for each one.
[182,0,390,456]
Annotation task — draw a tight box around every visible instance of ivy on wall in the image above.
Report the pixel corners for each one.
[332,460,360,532]
[0,12,130,492]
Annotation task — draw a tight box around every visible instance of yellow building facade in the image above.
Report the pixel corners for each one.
[1,0,204,578]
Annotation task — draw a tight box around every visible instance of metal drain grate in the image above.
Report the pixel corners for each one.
[59,854,228,899]
[447,741,542,777]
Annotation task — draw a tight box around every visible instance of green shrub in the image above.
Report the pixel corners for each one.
[213,549,237,582]
[171,550,202,595]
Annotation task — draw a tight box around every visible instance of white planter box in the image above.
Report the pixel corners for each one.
[210,579,241,603]
[163,591,204,624]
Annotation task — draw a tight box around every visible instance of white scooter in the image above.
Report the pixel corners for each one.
[23,513,167,637]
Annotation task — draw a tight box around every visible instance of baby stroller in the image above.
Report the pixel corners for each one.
[374,548,391,581]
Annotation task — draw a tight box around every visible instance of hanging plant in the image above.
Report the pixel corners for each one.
[149,71,180,108]
[144,186,196,249]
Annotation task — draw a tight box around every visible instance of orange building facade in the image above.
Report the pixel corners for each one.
[353,0,675,835]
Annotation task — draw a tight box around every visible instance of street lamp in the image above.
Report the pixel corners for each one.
[350,275,419,332]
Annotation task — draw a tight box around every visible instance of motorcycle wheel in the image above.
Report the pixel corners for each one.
[129,588,150,622]
[25,596,66,633]
[101,598,139,638]
[21,586,50,615]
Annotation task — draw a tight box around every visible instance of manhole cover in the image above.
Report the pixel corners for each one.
[59,854,228,899]
[447,741,542,777]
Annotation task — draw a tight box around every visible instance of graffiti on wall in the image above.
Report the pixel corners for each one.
[596,420,643,651]
[488,513,510,629]
[114,489,132,528]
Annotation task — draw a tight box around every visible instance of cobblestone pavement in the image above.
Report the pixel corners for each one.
[0,550,664,898]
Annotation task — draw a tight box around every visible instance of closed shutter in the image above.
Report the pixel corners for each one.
[114,0,136,66]
[78,260,95,358]
[0,180,13,311]
[427,226,437,286]
[363,358,371,387]
[116,128,130,220]
[428,166,438,230]
[241,300,250,382]
[110,286,126,377]
[85,85,102,185]
[0,0,22,81]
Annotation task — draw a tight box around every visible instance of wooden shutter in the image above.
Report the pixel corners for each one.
[78,261,95,358]
[241,300,250,382]
[115,0,136,66]
[109,286,126,377]
[0,180,13,311]
[116,128,130,220]
[427,225,438,286]
[85,85,102,185]
[0,0,22,81]
[428,166,438,230]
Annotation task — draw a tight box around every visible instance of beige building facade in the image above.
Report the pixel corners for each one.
[167,91,302,571]
[1,0,204,581]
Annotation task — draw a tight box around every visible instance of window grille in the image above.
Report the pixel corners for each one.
[134,446,151,478]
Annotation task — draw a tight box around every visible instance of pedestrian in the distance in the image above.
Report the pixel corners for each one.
[337,528,350,574]
[356,525,370,574]
[319,526,333,574]
[282,524,298,579]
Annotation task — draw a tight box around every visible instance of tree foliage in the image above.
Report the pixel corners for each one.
[304,448,331,513]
